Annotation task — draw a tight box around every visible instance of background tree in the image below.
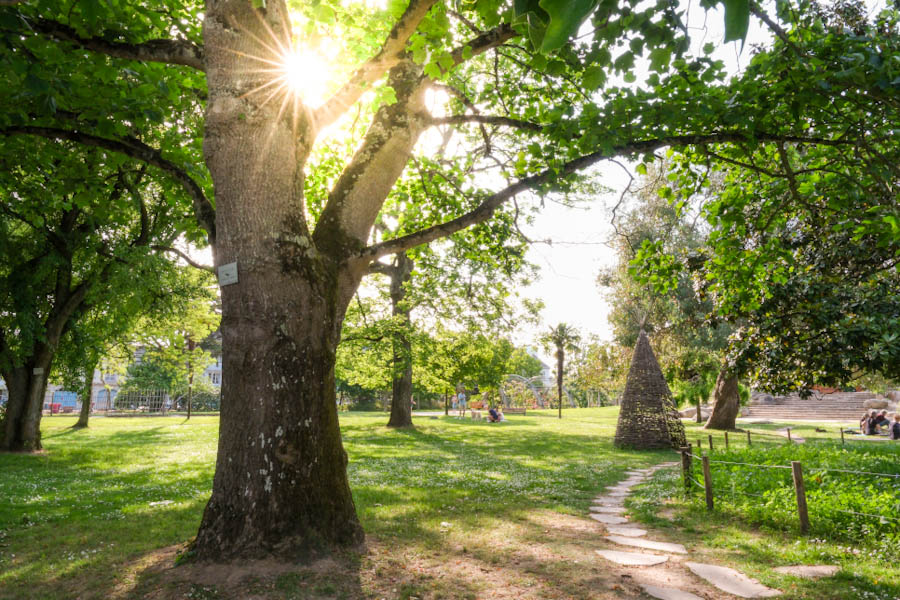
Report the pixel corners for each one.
[0,136,199,450]
[634,2,900,400]
[601,160,731,425]
[124,270,219,418]
[568,340,630,406]
[542,323,580,419]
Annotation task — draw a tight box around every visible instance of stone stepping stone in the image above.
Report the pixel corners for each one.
[595,549,668,566]
[590,513,628,525]
[607,485,634,493]
[772,565,839,578]
[641,584,704,600]
[606,525,647,537]
[590,506,626,514]
[686,562,782,598]
[593,497,624,505]
[607,491,629,497]
[605,535,687,554]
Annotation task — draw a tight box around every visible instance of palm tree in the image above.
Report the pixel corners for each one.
[543,323,581,419]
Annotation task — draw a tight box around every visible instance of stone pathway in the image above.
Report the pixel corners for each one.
[586,462,841,598]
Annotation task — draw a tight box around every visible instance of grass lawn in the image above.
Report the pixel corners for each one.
[2,409,897,599]
[0,408,670,599]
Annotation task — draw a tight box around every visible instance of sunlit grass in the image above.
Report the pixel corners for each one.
[0,408,664,599]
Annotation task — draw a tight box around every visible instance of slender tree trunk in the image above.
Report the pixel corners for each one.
[704,369,741,430]
[1,353,53,451]
[387,253,414,428]
[557,350,563,419]
[74,359,97,429]
[186,337,196,420]
[696,397,702,424]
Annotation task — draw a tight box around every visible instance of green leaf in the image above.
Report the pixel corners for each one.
[538,0,597,53]
[722,0,750,44]
[582,65,607,90]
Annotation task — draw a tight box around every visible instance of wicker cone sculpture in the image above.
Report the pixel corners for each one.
[614,330,687,449]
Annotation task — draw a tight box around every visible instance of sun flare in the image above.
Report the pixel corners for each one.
[277,46,332,108]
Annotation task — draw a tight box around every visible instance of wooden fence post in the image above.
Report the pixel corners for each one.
[708,434,714,451]
[746,430,752,446]
[791,461,809,534]
[680,447,693,497]
[696,438,701,449]
[724,431,729,449]
[840,429,845,445]
[787,428,792,443]
[702,455,714,510]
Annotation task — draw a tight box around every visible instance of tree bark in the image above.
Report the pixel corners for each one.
[387,253,414,428]
[704,370,741,430]
[1,353,53,451]
[74,359,97,429]
[192,0,365,560]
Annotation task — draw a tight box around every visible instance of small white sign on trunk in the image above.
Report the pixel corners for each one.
[218,262,239,286]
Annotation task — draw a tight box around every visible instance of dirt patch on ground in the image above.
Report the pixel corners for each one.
[112,509,681,600]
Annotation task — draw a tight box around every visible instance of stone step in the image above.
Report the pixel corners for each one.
[590,506,626,514]
[606,525,647,537]
[685,562,781,598]
[605,535,687,554]
[772,565,839,578]
[590,513,628,525]
[641,584,704,600]
[595,549,669,566]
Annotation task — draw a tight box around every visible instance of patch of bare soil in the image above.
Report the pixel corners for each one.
[110,509,711,600]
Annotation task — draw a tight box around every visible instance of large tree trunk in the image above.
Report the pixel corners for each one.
[193,1,365,560]
[387,253,414,428]
[704,370,741,430]
[74,359,97,429]
[1,353,53,451]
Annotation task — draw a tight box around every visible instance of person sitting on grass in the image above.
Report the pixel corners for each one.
[890,415,900,441]
[890,413,900,440]
[488,407,501,422]
[864,410,881,435]
[860,411,871,434]
[873,410,890,433]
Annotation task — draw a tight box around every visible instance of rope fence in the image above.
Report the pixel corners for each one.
[678,447,900,534]
[686,425,900,452]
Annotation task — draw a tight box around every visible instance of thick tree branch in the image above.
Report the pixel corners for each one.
[449,23,516,66]
[151,245,215,273]
[366,260,395,276]
[430,114,543,132]
[0,125,216,244]
[314,0,437,130]
[313,62,429,254]
[23,17,205,71]
[358,132,850,261]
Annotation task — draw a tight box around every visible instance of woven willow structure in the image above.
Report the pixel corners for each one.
[614,330,687,449]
